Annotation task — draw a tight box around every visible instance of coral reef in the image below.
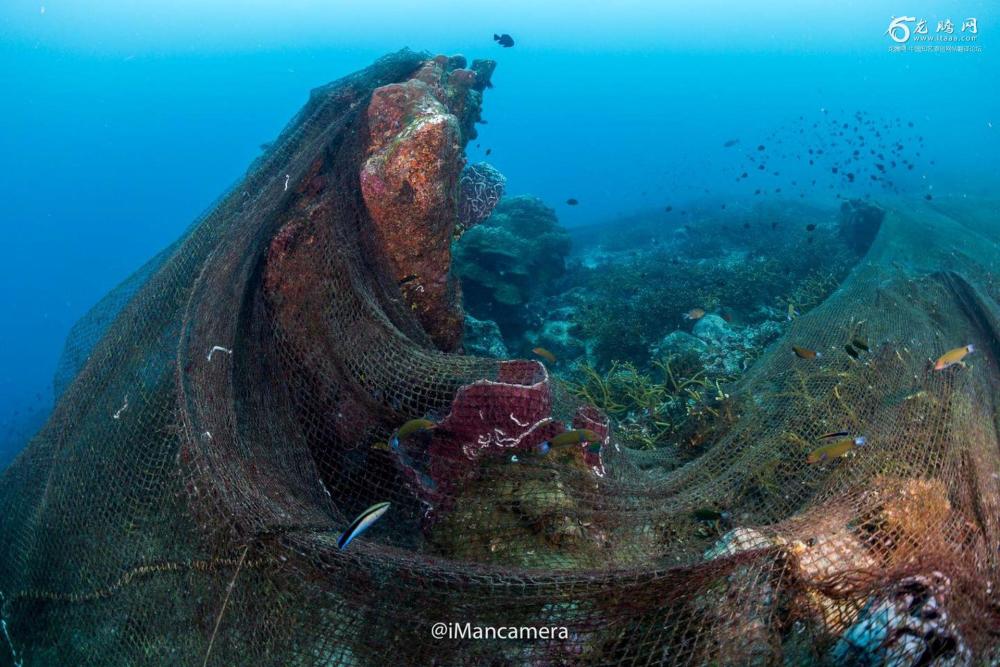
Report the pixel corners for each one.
[525,308,585,364]
[564,201,856,371]
[656,314,783,376]
[453,195,571,341]
[462,315,508,358]
[359,54,496,350]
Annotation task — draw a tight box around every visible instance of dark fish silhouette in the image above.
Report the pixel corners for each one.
[723,139,740,147]
[494,33,515,47]
[566,198,579,206]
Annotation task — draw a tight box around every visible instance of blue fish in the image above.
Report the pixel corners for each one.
[337,501,391,549]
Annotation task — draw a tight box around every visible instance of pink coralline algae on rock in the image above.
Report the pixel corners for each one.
[360,54,497,351]
[457,162,506,234]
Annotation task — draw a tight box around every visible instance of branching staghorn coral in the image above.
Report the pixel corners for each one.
[777,268,842,313]
[562,357,732,450]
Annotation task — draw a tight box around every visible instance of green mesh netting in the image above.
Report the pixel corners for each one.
[1,49,998,666]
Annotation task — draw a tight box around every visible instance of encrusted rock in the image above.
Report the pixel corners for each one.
[651,331,709,361]
[789,523,877,634]
[360,55,497,351]
[858,476,953,563]
[660,317,782,376]
[832,572,971,666]
[527,317,585,364]
[703,527,781,665]
[692,314,735,346]
[704,527,774,560]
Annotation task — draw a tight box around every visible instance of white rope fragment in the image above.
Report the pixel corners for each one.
[0,593,22,667]
[510,413,529,427]
[113,395,129,420]
[207,346,233,361]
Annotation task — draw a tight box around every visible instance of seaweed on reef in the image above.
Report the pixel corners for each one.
[561,356,734,451]
[776,268,842,314]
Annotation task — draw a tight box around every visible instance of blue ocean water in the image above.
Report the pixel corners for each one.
[0,0,996,467]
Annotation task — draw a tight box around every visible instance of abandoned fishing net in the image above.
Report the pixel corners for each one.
[1,49,999,666]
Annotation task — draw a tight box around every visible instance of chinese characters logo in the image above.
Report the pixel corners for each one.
[886,16,980,52]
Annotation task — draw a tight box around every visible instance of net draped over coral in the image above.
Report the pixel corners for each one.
[1,50,999,666]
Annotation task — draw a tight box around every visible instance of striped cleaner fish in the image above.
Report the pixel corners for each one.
[337,501,391,550]
[807,436,866,464]
[934,345,974,371]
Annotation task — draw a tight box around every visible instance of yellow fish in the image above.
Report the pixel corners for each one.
[807,435,866,464]
[532,347,557,363]
[684,308,706,321]
[787,303,799,321]
[384,418,436,450]
[934,345,974,371]
[549,429,602,447]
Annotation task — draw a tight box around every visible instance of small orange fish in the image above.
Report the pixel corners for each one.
[792,346,822,360]
[807,436,866,464]
[934,345,974,370]
[532,347,557,364]
[684,308,706,321]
